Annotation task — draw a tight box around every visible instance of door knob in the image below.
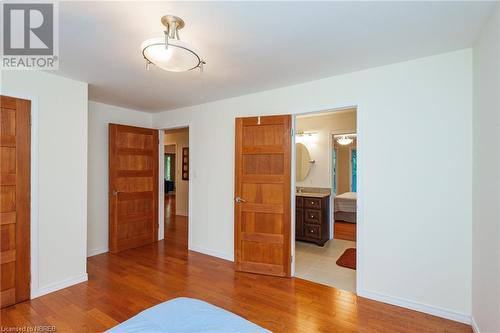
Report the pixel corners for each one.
[235,197,246,203]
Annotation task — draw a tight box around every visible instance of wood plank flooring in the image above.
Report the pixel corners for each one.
[334,221,357,241]
[0,199,471,332]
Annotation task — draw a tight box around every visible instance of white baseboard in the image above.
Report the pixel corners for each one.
[471,316,480,333]
[87,247,109,257]
[31,273,88,299]
[357,289,471,325]
[189,245,234,262]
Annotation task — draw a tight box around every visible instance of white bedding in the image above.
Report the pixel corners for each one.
[334,192,357,212]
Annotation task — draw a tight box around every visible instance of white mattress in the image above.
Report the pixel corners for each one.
[334,192,357,212]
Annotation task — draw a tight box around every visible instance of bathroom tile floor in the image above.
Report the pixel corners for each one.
[295,239,357,293]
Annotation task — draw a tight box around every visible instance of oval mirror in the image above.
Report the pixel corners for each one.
[296,143,311,181]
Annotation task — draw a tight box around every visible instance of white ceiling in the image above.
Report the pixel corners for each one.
[56,1,495,112]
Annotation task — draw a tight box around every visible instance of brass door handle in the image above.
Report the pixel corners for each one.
[235,197,246,203]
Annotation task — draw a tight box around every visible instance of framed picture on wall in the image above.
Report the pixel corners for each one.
[182,147,189,180]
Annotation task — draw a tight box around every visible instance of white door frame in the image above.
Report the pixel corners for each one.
[158,125,193,250]
[291,105,363,294]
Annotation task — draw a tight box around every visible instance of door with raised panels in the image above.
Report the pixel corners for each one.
[108,124,159,253]
[234,115,292,277]
[1,96,31,308]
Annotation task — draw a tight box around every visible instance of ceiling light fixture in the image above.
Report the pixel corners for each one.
[336,135,354,145]
[141,15,205,72]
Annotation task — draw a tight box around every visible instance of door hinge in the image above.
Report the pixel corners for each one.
[290,129,294,137]
[291,255,293,263]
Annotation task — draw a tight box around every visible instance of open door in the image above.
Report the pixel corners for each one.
[1,96,31,308]
[234,115,292,277]
[109,124,158,253]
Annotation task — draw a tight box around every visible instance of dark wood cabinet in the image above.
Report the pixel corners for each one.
[296,197,303,238]
[295,195,329,246]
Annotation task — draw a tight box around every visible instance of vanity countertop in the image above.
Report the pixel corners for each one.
[296,192,330,198]
[295,187,331,198]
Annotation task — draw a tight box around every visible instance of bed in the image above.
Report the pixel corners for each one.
[334,192,357,223]
[106,297,270,333]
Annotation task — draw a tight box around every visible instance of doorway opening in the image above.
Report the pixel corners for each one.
[294,107,358,293]
[163,127,189,252]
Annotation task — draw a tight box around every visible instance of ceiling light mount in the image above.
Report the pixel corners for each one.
[161,15,185,40]
[141,15,205,73]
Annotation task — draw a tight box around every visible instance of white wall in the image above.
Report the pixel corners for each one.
[1,71,88,297]
[472,4,500,333]
[152,50,473,321]
[296,110,356,189]
[87,101,152,256]
[164,129,189,216]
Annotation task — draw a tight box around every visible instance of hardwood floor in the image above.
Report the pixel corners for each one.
[164,193,176,217]
[0,198,471,332]
[164,194,187,258]
[334,221,357,241]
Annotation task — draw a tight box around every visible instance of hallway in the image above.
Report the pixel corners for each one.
[164,194,188,253]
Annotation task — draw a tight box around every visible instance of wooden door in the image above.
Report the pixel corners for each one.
[1,96,30,308]
[109,124,158,253]
[234,115,291,277]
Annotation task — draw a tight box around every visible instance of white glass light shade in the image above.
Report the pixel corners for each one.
[141,37,202,72]
[336,136,353,145]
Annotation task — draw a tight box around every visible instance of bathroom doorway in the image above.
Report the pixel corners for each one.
[294,107,358,292]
